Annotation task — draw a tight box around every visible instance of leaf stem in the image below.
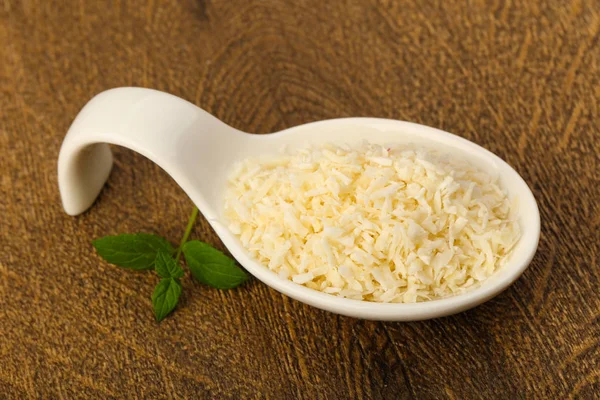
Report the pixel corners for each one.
[176,206,199,261]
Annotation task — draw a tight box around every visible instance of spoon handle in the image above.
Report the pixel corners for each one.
[58,87,240,216]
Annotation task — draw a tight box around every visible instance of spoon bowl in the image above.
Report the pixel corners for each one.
[59,87,540,320]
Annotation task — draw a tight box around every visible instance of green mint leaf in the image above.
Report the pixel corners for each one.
[182,240,248,289]
[154,252,184,279]
[152,278,182,322]
[92,234,174,270]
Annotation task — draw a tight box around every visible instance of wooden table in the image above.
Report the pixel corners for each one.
[1,1,599,398]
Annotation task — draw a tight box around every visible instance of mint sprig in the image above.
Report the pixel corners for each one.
[183,241,248,289]
[152,277,182,322]
[155,252,184,279]
[92,234,174,270]
[93,207,248,322]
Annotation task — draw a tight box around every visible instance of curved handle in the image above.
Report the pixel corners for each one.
[58,87,245,216]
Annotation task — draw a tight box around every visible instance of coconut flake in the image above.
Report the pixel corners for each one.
[224,142,521,303]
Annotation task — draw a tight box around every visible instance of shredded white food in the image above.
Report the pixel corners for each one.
[224,142,521,303]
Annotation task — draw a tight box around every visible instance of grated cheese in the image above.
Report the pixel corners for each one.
[224,142,521,303]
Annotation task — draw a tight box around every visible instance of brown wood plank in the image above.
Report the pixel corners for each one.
[1,0,598,398]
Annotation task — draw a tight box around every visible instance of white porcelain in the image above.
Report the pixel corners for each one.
[58,87,540,321]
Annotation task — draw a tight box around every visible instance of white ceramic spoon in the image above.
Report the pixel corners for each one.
[58,87,540,321]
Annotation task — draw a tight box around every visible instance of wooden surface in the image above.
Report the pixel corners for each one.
[1,1,599,398]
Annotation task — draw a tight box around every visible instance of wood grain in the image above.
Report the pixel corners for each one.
[1,0,599,398]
